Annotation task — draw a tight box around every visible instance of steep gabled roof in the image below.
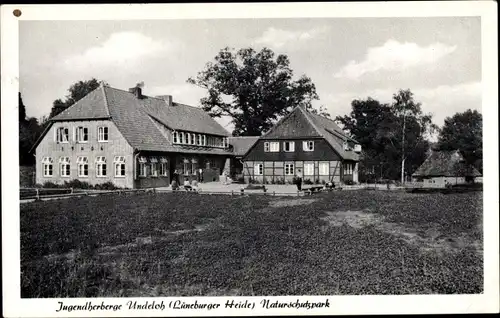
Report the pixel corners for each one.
[31,84,232,154]
[51,85,111,121]
[259,106,360,161]
[228,136,260,157]
[412,150,482,177]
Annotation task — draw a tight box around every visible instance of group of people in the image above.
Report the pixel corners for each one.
[171,168,204,190]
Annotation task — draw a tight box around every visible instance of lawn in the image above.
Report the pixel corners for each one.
[20,190,483,297]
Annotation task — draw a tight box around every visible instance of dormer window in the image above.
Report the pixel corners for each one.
[284,141,295,152]
[303,141,314,152]
[202,135,207,146]
[354,144,362,153]
[264,142,279,152]
[197,134,202,145]
[173,131,179,144]
[56,127,69,143]
[186,133,191,145]
[75,127,89,143]
[343,141,353,151]
[179,132,184,144]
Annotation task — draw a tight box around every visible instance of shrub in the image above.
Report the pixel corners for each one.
[94,182,120,190]
[275,177,285,185]
[315,179,320,184]
[321,180,326,185]
[303,179,313,185]
[63,179,93,189]
[344,180,355,185]
[42,181,60,188]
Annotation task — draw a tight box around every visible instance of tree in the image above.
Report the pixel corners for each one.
[336,89,437,181]
[436,109,482,171]
[188,47,320,136]
[390,89,438,183]
[49,78,105,118]
[19,93,43,165]
[19,92,27,124]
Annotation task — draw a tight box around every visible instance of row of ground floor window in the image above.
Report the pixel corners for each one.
[37,153,229,188]
[239,160,359,184]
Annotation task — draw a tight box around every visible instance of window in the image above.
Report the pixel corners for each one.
[75,127,89,143]
[159,157,168,176]
[77,156,89,177]
[56,127,69,143]
[191,158,198,175]
[264,142,279,152]
[254,163,263,175]
[284,141,295,152]
[59,157,70,177]
[42,157,53,177]
[98,126,109,142]
[304,163,314,176]
[96,156,107,177]
[285,164,294,175]
[203,135,207,146]
[179,132,184,144]
[191,134,196,145]
[150,157,158,177]
[183,158,190,175]
[114,156,126,177]
[186,133,191,145]
[303,141,314,151]
[197,134,202,145]
[319,162,329,175]
[173,131,179,144]
[270,142,279,152]
[344,163,353,175]
[343,141,353,151]
[138,156,147,177]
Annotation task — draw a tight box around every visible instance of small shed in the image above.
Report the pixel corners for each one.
[412,150,482,187]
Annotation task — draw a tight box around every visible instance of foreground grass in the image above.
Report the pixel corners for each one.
[21,190,483,297]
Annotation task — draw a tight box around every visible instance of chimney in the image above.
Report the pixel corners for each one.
[156,95,173,106]
[129,82,144,99]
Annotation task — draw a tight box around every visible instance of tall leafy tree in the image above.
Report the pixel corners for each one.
[49,78,105,118]
[390,89,438,183]
[336,89,437,181]
[19,93,43,165]
[436,109,482,171]
[188,47,322,136]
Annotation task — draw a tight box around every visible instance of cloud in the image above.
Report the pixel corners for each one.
[63,32,174,71]
[334,40,457,79]
[254,26,328,49]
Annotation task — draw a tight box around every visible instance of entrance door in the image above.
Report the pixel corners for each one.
[169,155,177,184]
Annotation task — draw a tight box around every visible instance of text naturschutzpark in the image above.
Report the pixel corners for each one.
[55,299,331,313]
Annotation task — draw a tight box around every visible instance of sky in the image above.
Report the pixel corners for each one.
[19,17,481,133]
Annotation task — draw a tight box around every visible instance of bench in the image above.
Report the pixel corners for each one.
[302,185,324,195]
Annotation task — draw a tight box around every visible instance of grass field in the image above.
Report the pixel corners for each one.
[20,190,483,297]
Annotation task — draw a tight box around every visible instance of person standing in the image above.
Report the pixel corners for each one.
[172,169,180,189]
[199,168,203,182]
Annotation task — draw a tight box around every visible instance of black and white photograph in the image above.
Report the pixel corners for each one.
[2,2,498,316]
